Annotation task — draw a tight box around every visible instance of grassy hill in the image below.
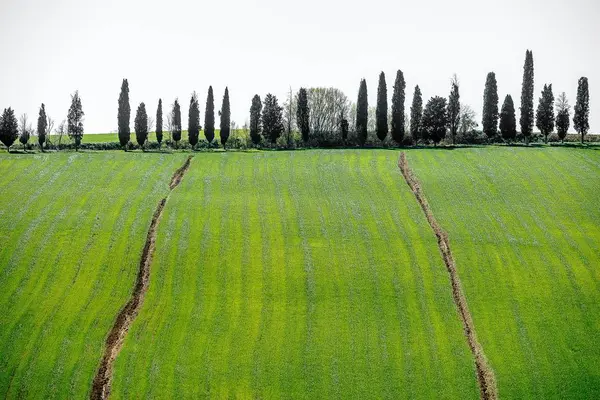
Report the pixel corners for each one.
[0,147,598,398]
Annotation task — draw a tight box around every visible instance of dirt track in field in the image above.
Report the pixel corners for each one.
[399,152,498,400]
[90,155,192,400]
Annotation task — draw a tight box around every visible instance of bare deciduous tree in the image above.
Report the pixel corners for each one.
[307,87,350,141]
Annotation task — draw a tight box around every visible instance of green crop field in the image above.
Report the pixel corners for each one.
[0,152,187,398]
[407,147,600,398]
[1,147,599,399]
[110,150,478,399]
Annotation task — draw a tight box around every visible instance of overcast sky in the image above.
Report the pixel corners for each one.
[0,0,598,134]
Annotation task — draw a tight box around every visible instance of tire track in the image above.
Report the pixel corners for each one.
[398,152,498,400]
[90,155,192,400]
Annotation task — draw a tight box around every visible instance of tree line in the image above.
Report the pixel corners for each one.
[0,50,592,152]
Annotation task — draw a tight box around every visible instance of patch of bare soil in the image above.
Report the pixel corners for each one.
[90,156,193,400]
[398,152,498,400]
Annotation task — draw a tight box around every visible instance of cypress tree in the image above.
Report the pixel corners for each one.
[262,93,284,143]
[448,75,460,145]
[376,72,388,142]
[134,102,148,150]
[172,99,182,147]
[390,69,406,144]
[499,94,517,142]
[117,78,131,149]
[482,72,499,140]
[520,50,535,144]
[37,103,48,151]
[0,107,19,152]
[296,87,310,143]
[249,95,262,145]
[67,91,84,151]
[410,85,423,143]
[555,92,570,142]
[188,92,200,148]
[156,99,163,147]
[536,84,555,143]
[574,77,589,144]
[220,87,231,148]
[204,86,215,144]
[356,79,368,146]
[340,110,349,142]
[421,96,448,145]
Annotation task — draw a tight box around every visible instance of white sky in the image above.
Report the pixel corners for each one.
[0,0,599,133]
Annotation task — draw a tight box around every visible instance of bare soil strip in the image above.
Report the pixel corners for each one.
[398,152,498,400]
[90,155,193,400]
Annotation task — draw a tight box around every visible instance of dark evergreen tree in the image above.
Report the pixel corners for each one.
[536,84,555,143]
[574,77,589,144]
[375,72,388,142]
[499,94,517,142]
[172,98,182,147]
[37,103,48,151]
[188,92,200,148]
[118,78,131,149]
[555,92,570,142]
[134,102,148,150]
[410,85,423,143]
[156,99,163,147]
[520,50,535,144]
[390,69,406,144]
[421,96,448,145]
[220,87,231,148]
[262,93,284,143]
[67,90,84,151]
[448,75,460,145]
[204,86,215,144]
[249,95,262,145]
[356,79,368,146]
[482,72,499,139]
[340,110,349,142]
[296,87,310,143]
[0,107,19,152]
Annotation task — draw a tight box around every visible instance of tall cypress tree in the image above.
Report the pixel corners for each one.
[250,95,262,145]
[172,99,182,147]
[156,99,163,147]
[204,86,215,144]
[296,87,310,143]
[134,102,148,150]
[0,107,19,152]
[356,79,368,146]
[410,85,423,143]
[220,87,231,148]
[117,78,131,149]
[536,84,555,143]
[390,70,406,144]
[499,94,517,142]
[376,72,388,142]
[520,50,534,144]
[67,91,84,151]
[482,72,499,140]
[574,77,589,144]
[188,92,200,148]
[37,103,48,151]
[555,92,570,142]
[448,75,460,145]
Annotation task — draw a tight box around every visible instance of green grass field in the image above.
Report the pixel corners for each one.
[1,147,599,399]
[407,147,600,398]
[0,152,187,398]
[110,150,478,399]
